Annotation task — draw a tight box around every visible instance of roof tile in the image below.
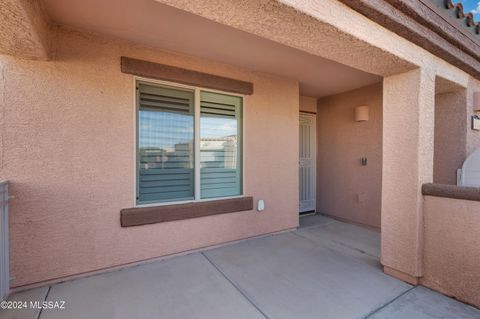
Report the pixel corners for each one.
[442,0,479,35]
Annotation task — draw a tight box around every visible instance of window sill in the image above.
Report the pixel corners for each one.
[120,196,254,227]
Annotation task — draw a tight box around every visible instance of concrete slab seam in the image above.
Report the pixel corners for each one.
[362,286,417,319]
[200,252,270,319]
[37,285,51,319]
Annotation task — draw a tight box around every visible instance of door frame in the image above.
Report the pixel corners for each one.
[299,112,317,214]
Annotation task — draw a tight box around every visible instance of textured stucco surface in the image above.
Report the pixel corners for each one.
[150,4,475,281]
[316,83,382,229]
[1,0,479,297]
[466,78,480,155]
[155,0,470,87]
[337,0,480,80]
[381,69,435,277]
[433,75,480,185]
[156,0,415,77]
[41,0,382,98]
[0,27,300,287]
[421,196,480,308]
[433,91,467,184]
[299,95,317,113]
[0,0,50,59]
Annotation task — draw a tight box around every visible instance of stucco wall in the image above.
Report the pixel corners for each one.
[299,95,317,114]
[433,91,467,184]
[0,0,50,60]
[0,27,300,288]
[158,0,479,283]
[421,196,480,308]
[316,83,382,228]
[466,78,480,155]
[434,78,480,185]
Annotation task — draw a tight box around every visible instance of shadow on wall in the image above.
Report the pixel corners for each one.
[433,81,467,185]
[316,83,382,229]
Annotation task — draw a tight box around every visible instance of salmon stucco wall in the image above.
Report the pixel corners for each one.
[0,27,300,288]
[0,0,50,60]
[316,83,382,228]
[299,96,317,114]
[466,78,480,155]
[421,196,480,308]
[433,91,467,185]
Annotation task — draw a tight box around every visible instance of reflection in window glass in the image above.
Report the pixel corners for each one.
[200,91,242,199]
[137,84,194,203]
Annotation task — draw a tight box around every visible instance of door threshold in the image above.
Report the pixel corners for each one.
[299,211,316,216]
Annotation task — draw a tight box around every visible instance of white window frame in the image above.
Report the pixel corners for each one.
[133,76,246,207]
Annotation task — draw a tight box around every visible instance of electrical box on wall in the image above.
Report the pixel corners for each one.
[472,115,480,131]
[257,199,265,212]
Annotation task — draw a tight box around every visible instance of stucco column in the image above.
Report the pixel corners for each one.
[381,68,435,284]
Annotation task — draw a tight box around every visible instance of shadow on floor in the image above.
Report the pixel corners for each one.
[1,214,478,319]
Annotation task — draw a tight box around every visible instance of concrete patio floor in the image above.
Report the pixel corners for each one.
[1,214,479,319]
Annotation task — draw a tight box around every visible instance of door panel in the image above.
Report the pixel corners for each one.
[299,113,316,213]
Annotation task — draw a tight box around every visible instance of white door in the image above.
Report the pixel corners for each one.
[299,113,316,213]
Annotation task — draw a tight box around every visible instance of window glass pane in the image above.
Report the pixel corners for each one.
[200,91,242,199]
[137,83,194,203]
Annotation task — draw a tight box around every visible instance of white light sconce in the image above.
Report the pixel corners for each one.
[355,106,369,122]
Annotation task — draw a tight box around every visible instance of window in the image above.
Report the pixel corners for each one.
[136,81,243,205]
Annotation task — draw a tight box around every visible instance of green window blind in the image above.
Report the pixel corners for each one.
[200,91,242,199]
[137,83,194,204]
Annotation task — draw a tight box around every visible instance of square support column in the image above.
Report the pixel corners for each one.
[381,69,435,283]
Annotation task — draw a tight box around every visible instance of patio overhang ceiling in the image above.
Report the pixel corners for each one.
[38,0,382,97]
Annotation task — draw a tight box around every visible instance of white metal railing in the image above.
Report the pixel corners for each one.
[0,181,9,300]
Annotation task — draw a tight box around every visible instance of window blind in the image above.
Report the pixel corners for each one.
[200,91,242,199]
[137,83,194,203]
